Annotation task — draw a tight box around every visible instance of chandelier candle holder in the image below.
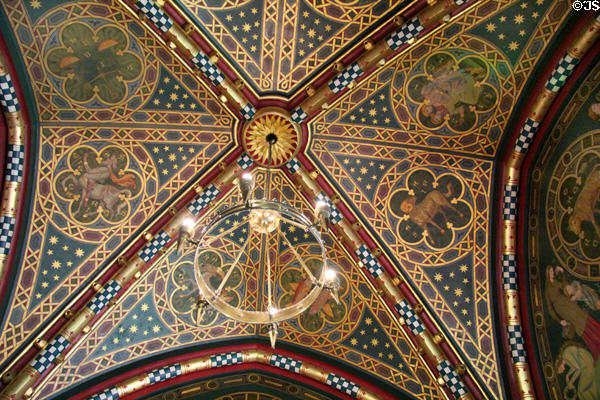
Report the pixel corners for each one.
[178,130,337,348]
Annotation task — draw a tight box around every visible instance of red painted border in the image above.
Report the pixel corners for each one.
[494,11,597,400]
[0,28,32,310]
[72,343,397,400]
[126,363,356,399]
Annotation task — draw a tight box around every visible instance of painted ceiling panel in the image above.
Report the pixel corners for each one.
[305,2,573,397]
[310,0,567,158]
[0,124,230,367]
[4,0,232,125]
[35,171,443,400]
[177,0,409,94]
[0,0,233,372]
[309,139,499,397]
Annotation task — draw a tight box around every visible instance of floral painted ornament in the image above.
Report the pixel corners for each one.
[46,21,143,105]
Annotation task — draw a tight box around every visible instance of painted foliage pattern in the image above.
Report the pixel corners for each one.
[309,0,569,397]
[0,0,232,368]
[177,0,405,94]
[35,172,444,400]
[529,64,600,400]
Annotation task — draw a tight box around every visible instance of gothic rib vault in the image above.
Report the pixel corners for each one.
[0,0,599,399]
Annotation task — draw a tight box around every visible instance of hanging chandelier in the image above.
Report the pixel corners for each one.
[177,109,339,348]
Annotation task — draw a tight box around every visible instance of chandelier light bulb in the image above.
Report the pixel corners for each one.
[315,200,328,212]
[315,200,331,231]
[177,218,195,254]
[238,172,255,204]
[242,172,253,181]
[324,268,337,282]
[182,217,194,230]
[268,307,279,316]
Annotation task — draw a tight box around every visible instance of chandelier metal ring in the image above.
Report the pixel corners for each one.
[193,199,328,324]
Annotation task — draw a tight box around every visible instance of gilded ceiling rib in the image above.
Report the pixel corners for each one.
[83,348,383,400]
[499,13,600,400]
[118,0,257,122]
[0,55,26,303]
[288,0,478,127]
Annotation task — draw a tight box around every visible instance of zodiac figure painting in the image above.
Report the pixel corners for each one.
[45,21,143,105]
[406,51,498,132]
[170,262,199,316]
[168,251,242,327]
[280,259,349,333]
[558,153,600,261]
[195,250,242,307]
[54,145,142,225]
[389,170,471,249]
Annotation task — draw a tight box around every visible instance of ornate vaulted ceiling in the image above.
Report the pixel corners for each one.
[0,0,598,399]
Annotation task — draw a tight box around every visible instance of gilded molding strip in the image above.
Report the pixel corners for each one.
[499,14,600,400]
[0,154,253,400]
[86,350,381,400]
[0,54,25,311]
[120,0,257,121]
[284,159,474,400]
[290,0,478,125]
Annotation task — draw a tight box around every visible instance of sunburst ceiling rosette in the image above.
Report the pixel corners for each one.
[242,108,301,167]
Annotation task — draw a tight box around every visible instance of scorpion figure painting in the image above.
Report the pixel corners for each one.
[529,64,600,399]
